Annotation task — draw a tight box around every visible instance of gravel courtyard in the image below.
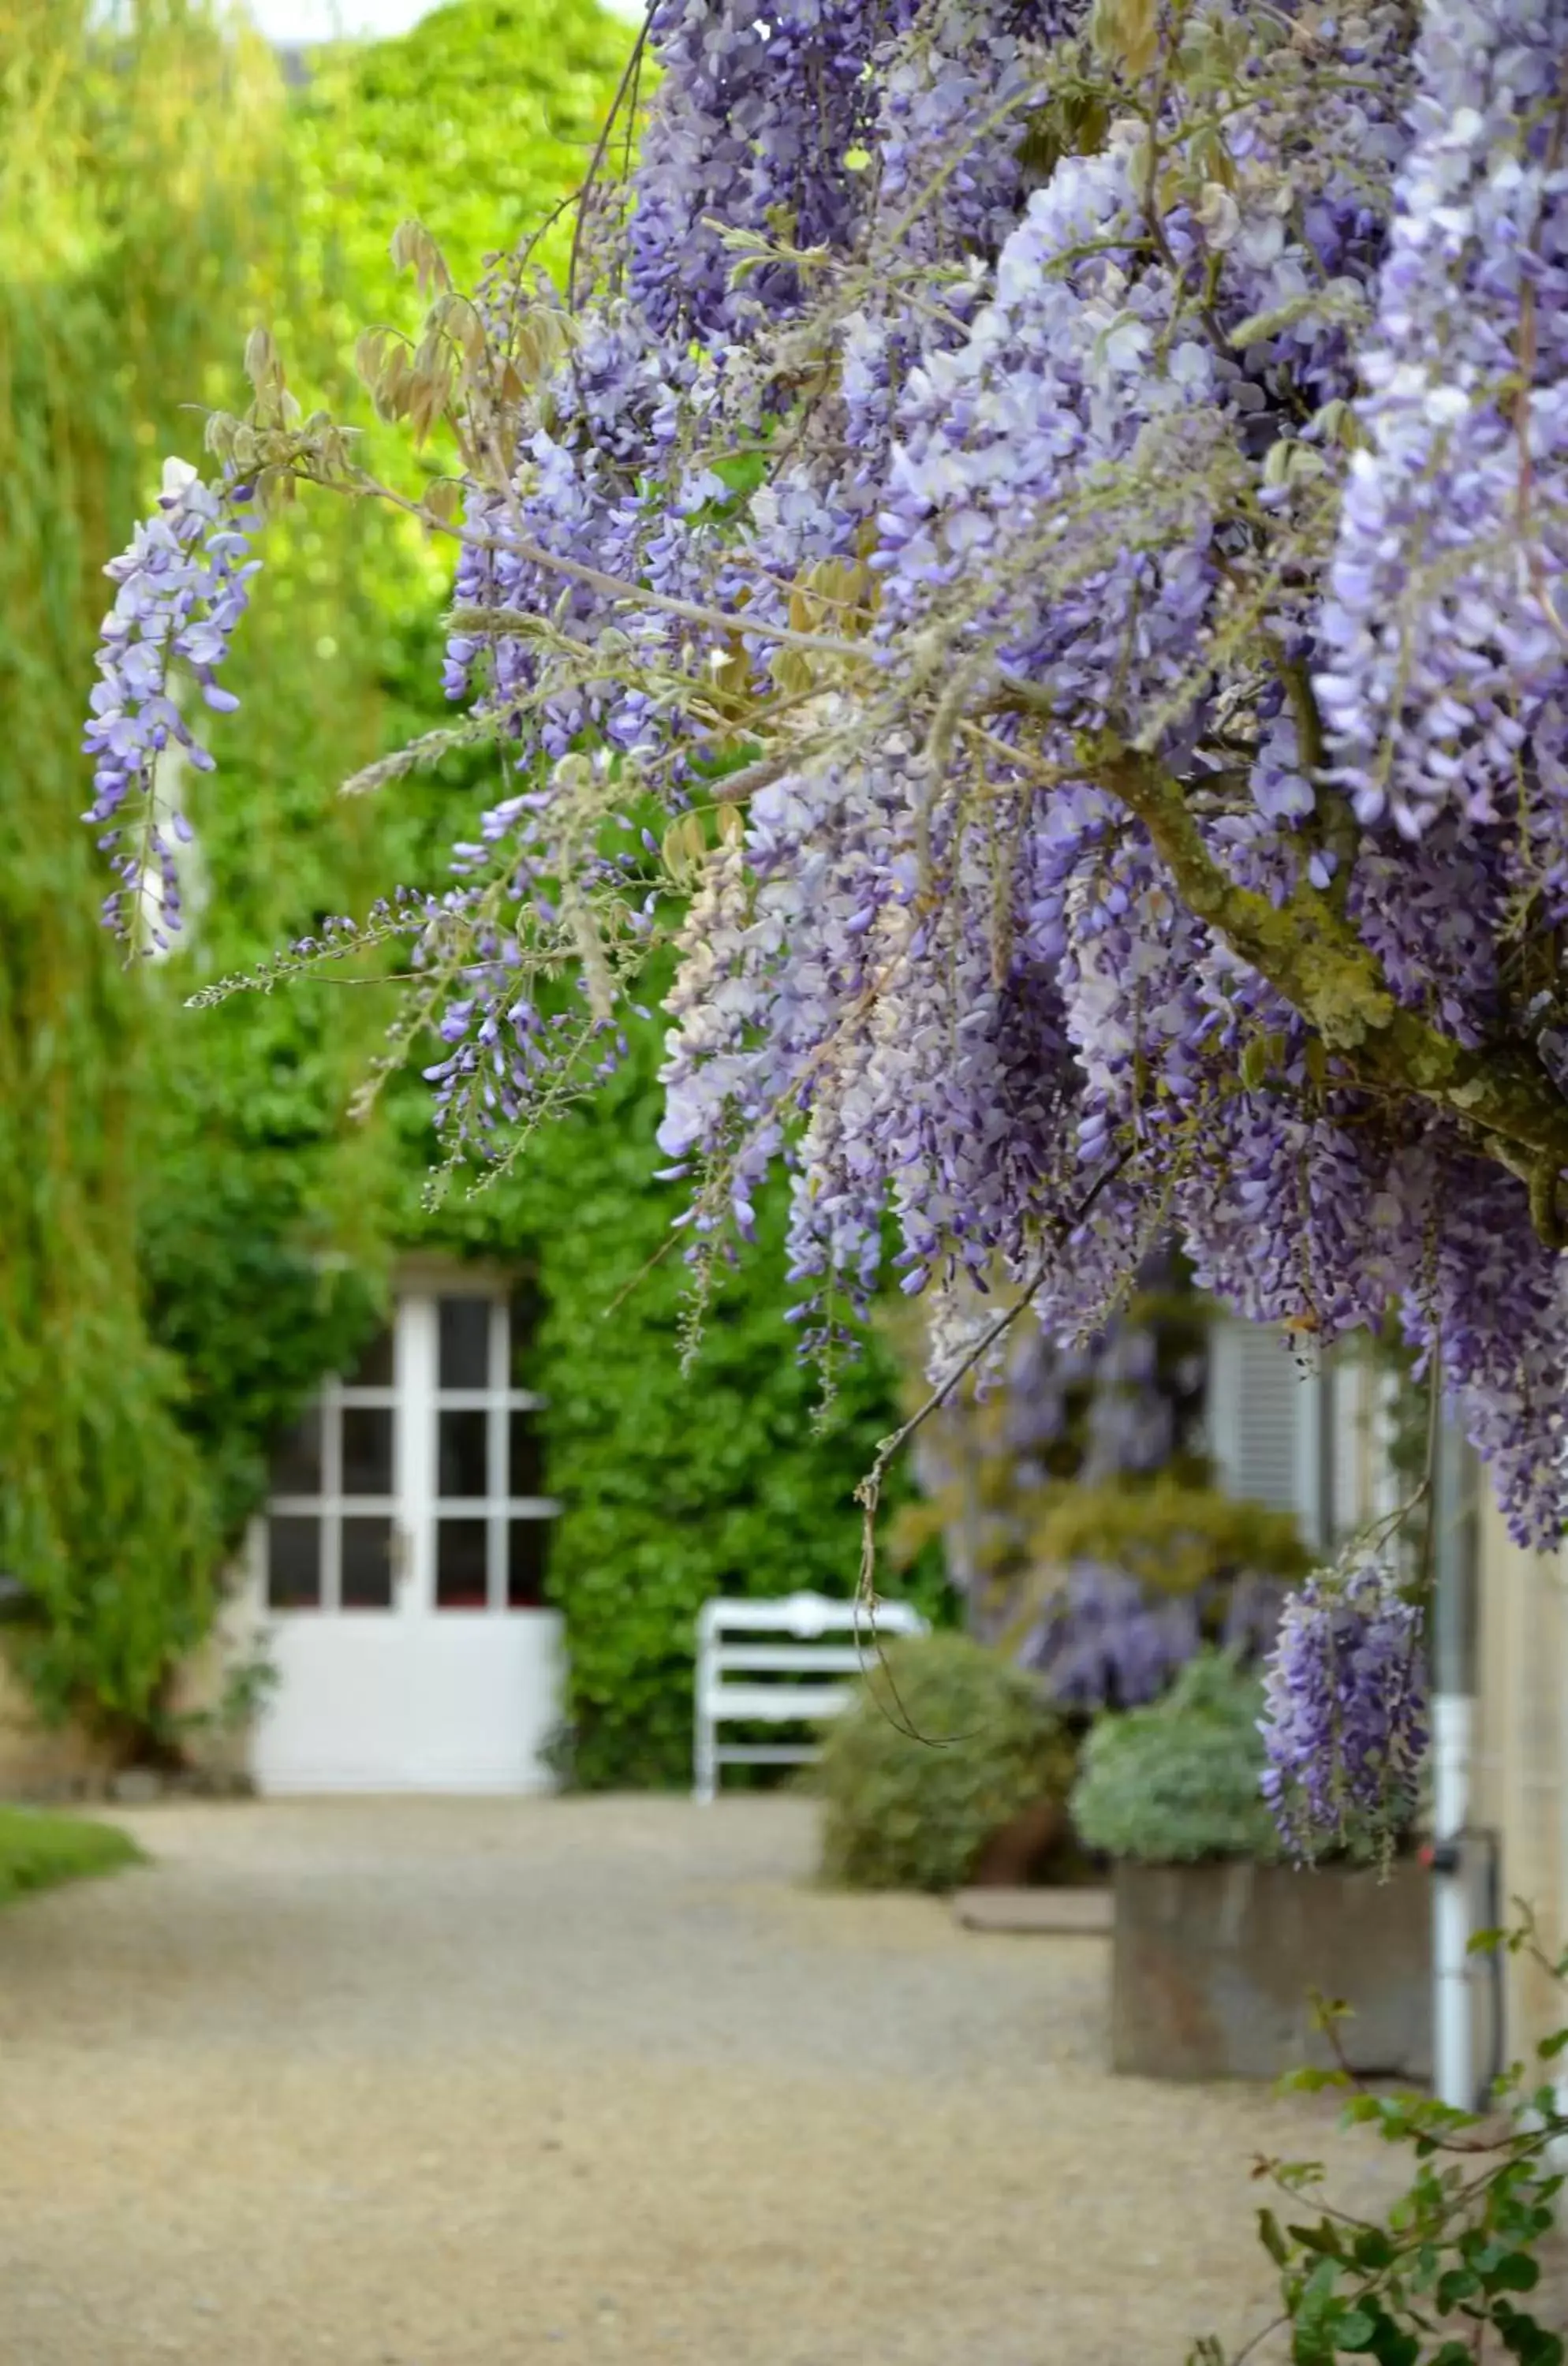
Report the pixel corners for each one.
[0,1795,1396,2366]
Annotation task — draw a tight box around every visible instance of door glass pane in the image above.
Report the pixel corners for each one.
[436,1519,490,1610]
[345,1325,394,1387]
[508,1409,544,1500]
[439,1297,491,1389]
[342,1406,394,1497]
[341,1517,395,1610]
[507,1517,551,1609]
[267,1517,321,1610]
[508,1275,545,1386]
[271,1408,322,1497]
[438,1409,488,1499]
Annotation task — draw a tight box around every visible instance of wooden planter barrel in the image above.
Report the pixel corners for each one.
[1111,1858,1431,2083]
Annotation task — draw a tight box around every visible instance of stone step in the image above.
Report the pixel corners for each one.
[953,1886,1113,1935]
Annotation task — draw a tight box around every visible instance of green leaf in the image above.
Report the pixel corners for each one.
[711,449,770,500]
[1495,2304,1563,2366]
[1290,2259,1342,2364]
[1289,2221,1347,2261]
[1285,2066,1351,2096]
[1260,2209,1291,2267]
[1484,2252,1541,2296]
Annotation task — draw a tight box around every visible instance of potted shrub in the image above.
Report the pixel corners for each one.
[1072,1652,1430,2081]
[812,1632,1075,1893]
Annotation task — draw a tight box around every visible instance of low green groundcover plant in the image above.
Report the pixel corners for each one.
[812,1631,1072,1893]
[0,1807,142,1908]
[1071,1649,1284,1864]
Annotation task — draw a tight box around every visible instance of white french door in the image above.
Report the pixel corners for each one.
[248,1276,564,1793]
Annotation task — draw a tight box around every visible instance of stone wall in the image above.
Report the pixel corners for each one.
[0,1654,116,1799]
[0,1579,256,1800]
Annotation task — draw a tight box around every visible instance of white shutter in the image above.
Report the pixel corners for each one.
[1207,1316,1324,1548]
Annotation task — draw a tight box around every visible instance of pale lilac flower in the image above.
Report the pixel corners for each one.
[83,457,258,939]
[1260,1554,1428,1858]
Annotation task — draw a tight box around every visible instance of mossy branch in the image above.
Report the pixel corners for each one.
[1092,737,1568,1232]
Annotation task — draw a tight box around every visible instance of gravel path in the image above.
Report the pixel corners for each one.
[0,1795,1398,2366]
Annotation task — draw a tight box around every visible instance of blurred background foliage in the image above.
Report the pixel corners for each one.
[881,1268,1309,1719]
[0,0,270,1749]
[0,0,936,1775]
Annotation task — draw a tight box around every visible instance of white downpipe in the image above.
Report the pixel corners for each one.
[1431,1692,1474,2110]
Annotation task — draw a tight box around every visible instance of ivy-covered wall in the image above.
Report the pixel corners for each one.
[138,0,635,1575]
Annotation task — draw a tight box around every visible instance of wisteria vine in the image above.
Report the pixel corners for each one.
[86,0,1568,1838]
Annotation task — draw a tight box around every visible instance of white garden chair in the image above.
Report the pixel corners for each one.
[693,1590,928,1803]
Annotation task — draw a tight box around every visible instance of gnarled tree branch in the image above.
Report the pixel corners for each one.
[1093,738,1568,1230]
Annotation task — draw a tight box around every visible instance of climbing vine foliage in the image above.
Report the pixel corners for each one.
[87,2,1568,1808]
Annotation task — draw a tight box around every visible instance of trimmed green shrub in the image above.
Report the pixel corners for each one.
[1070,1651,1282,1864]
[0,1808,143,1908]
[814,1633,1072,1893]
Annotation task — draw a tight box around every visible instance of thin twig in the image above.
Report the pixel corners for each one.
[854,1151,1134,1614]
[366,476,874,660]
[566,8,654,313]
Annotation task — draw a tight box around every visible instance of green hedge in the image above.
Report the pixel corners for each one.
[0,2,278,1748]
[142,0,636,1577]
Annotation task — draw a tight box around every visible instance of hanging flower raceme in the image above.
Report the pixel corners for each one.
[82,457,258,943]
[1313,0,1568,849]
[1259,1552,1428,1860]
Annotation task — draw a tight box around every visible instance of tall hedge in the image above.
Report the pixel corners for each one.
[0,0,631,1749]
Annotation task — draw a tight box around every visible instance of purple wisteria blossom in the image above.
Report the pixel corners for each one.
[82,0,1568,1760]
[1314,0,1568,849]
[83,457,256,942]
[1260,1554,1428,1859]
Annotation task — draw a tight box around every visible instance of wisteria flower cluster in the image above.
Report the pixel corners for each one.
[1259,1551,1428,1860]
[83,456,257,943]
[86,0,1568,1667]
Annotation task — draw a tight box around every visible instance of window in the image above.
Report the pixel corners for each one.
[432,1292,552,1613]
[263,1324,398,1612]
[261,1291,553,1616]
